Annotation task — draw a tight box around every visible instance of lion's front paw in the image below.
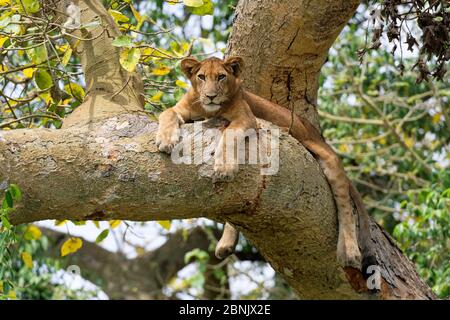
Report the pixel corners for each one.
[156,127,180,154]
[213,163,239,182]
[337,235,362,270]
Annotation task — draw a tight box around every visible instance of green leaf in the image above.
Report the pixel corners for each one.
[4,190,13,208]
[187,273,205,289]
[2,281,10,295]
[27,45,47,64]
[183,0,203,7]
[189,0,213,15]
[184,248,209,264]
[95,229,109,243]
[119,47,140,72]
[61,47,72,67]
[112,35,132,47]
[17,0,40,14]
[8,184,21,202]
[1,216,11,229]
[34,69,53,90]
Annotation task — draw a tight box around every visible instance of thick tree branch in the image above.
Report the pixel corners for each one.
[43,227,214,299]
[0,117,435,299]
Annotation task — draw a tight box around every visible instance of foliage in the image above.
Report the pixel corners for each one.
[0,0,235,128]
[364,0,449,81]
[1,184,92,299]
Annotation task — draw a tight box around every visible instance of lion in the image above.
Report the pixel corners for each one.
[156,56,374,270]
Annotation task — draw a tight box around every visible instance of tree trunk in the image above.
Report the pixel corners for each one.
[0,0,436,299]
[226,0,359,129]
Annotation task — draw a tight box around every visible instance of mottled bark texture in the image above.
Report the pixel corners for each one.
[0,0,436,299]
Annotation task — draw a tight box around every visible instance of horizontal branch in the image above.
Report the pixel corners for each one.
[42,226,212,299]
[0,115,435,299]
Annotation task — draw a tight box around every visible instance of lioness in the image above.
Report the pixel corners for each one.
[156,56,372,270]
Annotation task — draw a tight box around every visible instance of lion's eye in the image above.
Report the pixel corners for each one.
[218,74,226,81]
[197,74,206,81]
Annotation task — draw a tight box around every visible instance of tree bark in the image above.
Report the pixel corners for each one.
[42,227,212,299]
[0,0,436,299]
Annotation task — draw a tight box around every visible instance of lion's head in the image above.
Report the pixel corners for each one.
[180,56,243,112]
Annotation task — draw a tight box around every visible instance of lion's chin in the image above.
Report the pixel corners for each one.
[202,104,221,113]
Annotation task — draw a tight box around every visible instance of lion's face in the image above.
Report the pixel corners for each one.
[181,56,243,112]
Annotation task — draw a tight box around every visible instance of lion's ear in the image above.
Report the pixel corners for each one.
[181,57,200,78]
[224,56,244,76]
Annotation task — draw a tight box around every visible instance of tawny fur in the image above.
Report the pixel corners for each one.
[156,57,369,269]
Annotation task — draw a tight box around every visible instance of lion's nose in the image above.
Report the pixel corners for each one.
[206,94,217,100]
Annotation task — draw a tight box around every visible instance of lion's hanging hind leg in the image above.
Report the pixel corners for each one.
[215,222,239,259]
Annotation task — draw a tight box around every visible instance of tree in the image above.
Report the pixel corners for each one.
[0,0,448,299]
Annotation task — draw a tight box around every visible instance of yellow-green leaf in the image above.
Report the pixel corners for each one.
[92,221,100,228]
[109,220,121,229]
[61,237,83,257]
[108,9,129,23]
[157,220,171,231]
[150,91,164,103]
[39,91,52,104]
[21,252,33,268]
[432,113,442,124]
[151,66,171,76]
[119,47,140,72]
[135,246,146,256]
[338,144,350,153]
[131,5,144,29]
[57,43,70,53]
[189,0,213,15]
[175,79,188,89]
[183,0,203,7]
[61,47,72,67]
[0,0,11,6]
[64,82,85,101]
[55,220,67,226]
[7,290,16,299]
[404,136,415,148]
[23,67,35,79]
[0,36,8,47]
[27,45,47,64]
[24,225,42,240]
[18,0,40,14]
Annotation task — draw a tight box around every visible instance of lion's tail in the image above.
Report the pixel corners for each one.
[349,181,377,276]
